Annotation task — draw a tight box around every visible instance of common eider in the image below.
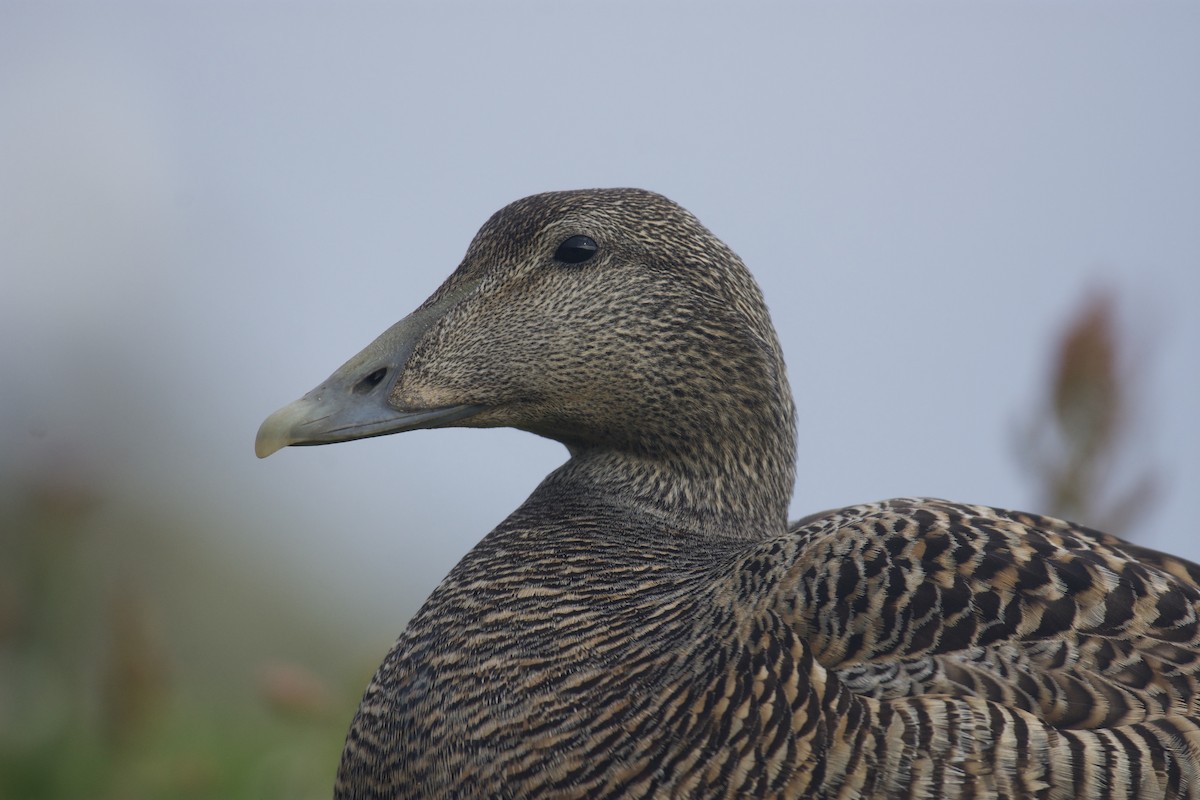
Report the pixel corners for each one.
[257,189,1200,799]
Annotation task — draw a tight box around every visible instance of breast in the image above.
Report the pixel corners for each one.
[337,516,831,798]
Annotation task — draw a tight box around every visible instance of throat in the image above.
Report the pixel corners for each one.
[542,439,794,540]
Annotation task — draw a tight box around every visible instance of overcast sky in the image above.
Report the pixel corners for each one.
[2,2,1197,628]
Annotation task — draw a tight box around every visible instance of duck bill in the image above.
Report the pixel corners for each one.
[255,283,482,458]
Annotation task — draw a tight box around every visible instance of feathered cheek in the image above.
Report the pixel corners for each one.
[387,373,460,412]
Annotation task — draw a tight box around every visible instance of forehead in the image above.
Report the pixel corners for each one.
[467,189,691,257]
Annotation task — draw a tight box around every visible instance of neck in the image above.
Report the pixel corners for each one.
[544,393,796,540]
[525,266,798,540]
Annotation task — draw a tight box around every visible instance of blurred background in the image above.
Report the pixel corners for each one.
[2,2,1197,797]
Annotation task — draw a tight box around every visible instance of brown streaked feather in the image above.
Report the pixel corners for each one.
[775,498,1200,730]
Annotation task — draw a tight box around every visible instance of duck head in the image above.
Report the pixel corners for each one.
[257,189,797,535]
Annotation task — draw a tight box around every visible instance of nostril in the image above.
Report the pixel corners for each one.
[354,367,388,394]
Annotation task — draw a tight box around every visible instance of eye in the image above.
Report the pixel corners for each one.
[553,235,598,265]
[353,367,388,395]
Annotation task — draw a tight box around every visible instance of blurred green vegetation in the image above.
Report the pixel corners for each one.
[0,463,381,799]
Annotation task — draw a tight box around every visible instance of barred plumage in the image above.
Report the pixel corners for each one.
[257,189,1200,798]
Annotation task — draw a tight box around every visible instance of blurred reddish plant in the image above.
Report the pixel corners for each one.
[1018,289,1157,535]
[258,660,335,721]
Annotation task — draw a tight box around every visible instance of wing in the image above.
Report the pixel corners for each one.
[767,497,1200,728]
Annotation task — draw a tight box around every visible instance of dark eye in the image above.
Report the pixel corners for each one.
[553,235,598,265]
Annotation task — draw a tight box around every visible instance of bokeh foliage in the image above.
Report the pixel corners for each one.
[1017,290,1156,536]
[0,465,377,799]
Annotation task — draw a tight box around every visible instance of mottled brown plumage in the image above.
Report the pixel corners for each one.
[257,189,1200,798]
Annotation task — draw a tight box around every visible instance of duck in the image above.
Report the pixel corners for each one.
[256,188,1200,799]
